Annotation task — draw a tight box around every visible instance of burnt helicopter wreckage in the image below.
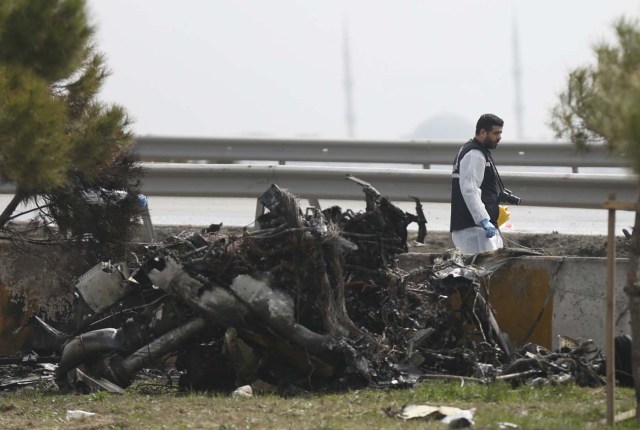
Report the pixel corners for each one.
[0,176,611,393]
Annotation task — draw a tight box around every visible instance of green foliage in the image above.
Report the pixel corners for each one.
[41,153,142,259]
[0,0,93,82]
[551,17,640,422]
[551,17,640,174]
[68,102,133,176]
[63,51,110,121]
[0,0,142,258]
[0,66,69,191]
[88,391,109,402]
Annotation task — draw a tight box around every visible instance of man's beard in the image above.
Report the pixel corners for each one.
[483,137,497,149]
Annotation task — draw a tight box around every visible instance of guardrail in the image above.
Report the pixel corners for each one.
[137,163,639,210]
[0,163,636,210]
[133,136,628,171]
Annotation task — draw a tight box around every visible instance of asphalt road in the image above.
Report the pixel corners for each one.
[144,196,634,236]
[143,164,636,235]
[1,195,634,236]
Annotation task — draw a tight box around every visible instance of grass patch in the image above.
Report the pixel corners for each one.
[0,381,636,429]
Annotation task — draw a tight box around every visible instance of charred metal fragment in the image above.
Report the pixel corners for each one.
[0,362,56,391]
[55,328,126,388]
[228,274,335,357]
[256,184,303,229]
[409,195,428,243]
[0,181,618,394]
[69,367,126,394]
[75,261,130,313]
[103,317,208,387]
[345,174,381,212]
[13,316,70,353]
[615,335,633,387]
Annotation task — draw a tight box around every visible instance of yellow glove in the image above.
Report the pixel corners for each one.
[497,205,510,227]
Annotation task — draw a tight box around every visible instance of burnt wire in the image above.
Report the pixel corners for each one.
[499,230,547,254]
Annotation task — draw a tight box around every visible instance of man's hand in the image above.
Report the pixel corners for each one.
[480,218,496,238]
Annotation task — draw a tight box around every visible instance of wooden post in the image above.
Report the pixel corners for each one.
[606,192,616,426]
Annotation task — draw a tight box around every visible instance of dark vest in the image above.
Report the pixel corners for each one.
[450,139,500,232]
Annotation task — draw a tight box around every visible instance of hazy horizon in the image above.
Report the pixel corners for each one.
[87,1,640,141]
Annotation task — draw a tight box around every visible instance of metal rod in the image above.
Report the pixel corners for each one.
[606,193,616,426]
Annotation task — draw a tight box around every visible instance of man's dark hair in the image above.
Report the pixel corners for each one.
[475,114,504,135]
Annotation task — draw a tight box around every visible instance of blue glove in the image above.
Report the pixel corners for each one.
[137,194,148,209]
[480,218,496,238]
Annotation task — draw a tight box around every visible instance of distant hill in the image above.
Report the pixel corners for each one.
[407,112,473,140]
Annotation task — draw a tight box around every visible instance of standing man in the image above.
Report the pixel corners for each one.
[450,114,505,254]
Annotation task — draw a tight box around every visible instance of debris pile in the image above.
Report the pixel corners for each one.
[0,178,614,394]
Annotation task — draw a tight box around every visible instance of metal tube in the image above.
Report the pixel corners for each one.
[119,317,208,379]
[55,328,125,384]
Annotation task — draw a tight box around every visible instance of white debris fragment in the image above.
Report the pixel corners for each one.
[396,404,475,427]
[441,408,475,427]
[232,385,253,398]
[66,410,96,420]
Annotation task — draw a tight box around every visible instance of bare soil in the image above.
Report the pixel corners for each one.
[412,230,632,258]
[154,225,631,258]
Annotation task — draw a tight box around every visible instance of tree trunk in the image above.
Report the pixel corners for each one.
[624,188,640,422]
[0,190,24,229]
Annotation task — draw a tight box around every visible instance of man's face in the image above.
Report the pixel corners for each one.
[479,125,502,149]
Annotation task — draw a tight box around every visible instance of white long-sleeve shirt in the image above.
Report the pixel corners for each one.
[458,149,491,224]
[451,148,503,254]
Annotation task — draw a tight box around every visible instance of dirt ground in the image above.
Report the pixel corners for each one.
[155,225,631,258]
[411,230,632,258]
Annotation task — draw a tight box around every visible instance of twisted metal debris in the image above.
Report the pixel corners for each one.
[0,178,613,394]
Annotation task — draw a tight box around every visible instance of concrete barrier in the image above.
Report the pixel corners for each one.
[398,253,630,350]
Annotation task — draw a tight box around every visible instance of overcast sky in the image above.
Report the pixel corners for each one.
[86,1,640,141]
